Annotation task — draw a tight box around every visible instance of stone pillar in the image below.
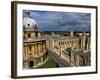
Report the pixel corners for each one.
[76,55,80,66]
[38,43,41,53]
[43,43,45,51]
[40,43,42,53]
[32,44,34,56]
[37,44,39,56]
[81,38,83,49]
[25,45,27,59]
[34,44,36,56]
[31,32,36,38]
[78,33,83,49]
[52,39,54,48]
[25,32,28,39]
[38,32,41,37]
[82,33,86,49]
[27,45,29,58]
[86,37,90,50]
[36,44,38,56]
[25,46,27,59]
[71,52,75,65]
[23,46,25,59]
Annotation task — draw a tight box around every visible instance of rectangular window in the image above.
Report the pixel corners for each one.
[29,45,32,50]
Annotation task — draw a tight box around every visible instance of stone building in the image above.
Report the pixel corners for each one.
[77,32,90,50]
[23,15,47,69]
[70,49,91,66]
[46,31,91,66]
[47,32,79,52]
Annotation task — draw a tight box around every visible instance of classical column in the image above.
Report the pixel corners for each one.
[38,32,41,37]
[71,53,74,65]
[31,32,36,38]
[81,38,83,49]
[78,33,83,49]
[25,32,28,39]
[82,33,86,49]
[25,45,27,59]
[32,44,34,56]
[35,44,38,56]
[52,40,54,48]
[76,55,80,66]
[27,45,29,58]
[38,43,40,54]
[37,44,39,56]
[23,45,25,59]
[86,37,90,50]
[34,44,36,56]
[40,43,42,53]
[43,43,46,51]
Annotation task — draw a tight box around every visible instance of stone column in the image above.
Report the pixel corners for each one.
[35,44,38,56]
[76,55,80,66]
[38,43,40,54]
[86,37,90,50]
[23,46,25,59]
[25,32,28,39]
[70,52,75,66]
[31,32,36,38]
[34,44,36,56]
[43,43,45,52]
[81,38,83,49]
[32,44,34,56]
[36,43,39,55]
[82,33,86,49]
[25,45,27,59]
[52,39,54,48]
[40,43,42,53]
[38,32,41,37]
[27,45,29,58]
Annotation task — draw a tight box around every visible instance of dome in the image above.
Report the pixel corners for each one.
[23,17,38,28]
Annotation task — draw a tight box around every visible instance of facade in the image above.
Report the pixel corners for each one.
[47,32,90,51]
[46,32,79,53]
[23,16,47,69]
[46,31,91,66]
[77,32,90,50]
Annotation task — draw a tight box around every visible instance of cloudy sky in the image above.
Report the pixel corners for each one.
[23,10,91,32]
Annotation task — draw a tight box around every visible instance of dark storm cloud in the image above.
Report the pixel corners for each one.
[23,10,91,32]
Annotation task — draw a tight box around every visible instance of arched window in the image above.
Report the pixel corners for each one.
[29,60,34,68]
[29,45,32,50]
[28,33,31,38]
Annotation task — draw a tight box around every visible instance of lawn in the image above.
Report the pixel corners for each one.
[39,58,57,68]
[65,47,72,53]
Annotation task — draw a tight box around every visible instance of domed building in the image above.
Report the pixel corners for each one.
[23,15,47,69]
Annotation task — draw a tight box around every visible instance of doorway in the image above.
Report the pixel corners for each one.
[29,60,34,68]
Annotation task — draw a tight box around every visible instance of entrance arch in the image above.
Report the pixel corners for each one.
[29,60,34,68]
[79,55,86,66]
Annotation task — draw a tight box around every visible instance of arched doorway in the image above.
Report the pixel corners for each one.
[79,55,85,66]
[29,60,34,68]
